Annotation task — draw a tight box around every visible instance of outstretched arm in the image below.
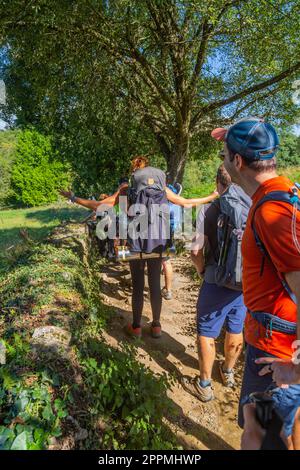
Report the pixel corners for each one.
[60,184,128,211]
[166,188,218,207]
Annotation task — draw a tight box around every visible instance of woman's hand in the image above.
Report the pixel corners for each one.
[60,190,73,199]
[118,182,128,196]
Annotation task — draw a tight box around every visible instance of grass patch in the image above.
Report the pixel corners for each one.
[0,202,87,275]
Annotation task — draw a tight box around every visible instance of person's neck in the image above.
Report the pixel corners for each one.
[239,171,278,198]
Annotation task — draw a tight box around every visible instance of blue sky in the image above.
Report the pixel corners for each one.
[294,124,300,135]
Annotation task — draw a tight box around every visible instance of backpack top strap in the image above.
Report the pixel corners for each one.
[253,190,300,212]
[251,186,300,304]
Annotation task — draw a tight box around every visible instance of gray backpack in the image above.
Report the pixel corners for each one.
[214,184,252,291]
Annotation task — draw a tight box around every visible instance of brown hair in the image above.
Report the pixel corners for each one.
[244,157,277,173]
[228,147,277,173]
[216,164,231,188]
[130,155,149,173]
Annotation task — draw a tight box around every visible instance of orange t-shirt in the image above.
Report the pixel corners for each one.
[242,176,300,359]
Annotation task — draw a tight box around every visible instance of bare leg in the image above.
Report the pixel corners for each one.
[162,259,173,292]
[197,335,216,381]
[291,407,300,450]
[224,332,243,370]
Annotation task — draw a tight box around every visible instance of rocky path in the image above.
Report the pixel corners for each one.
[99,254,244,450]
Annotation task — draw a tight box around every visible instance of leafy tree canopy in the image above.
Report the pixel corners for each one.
[0,0,300,182]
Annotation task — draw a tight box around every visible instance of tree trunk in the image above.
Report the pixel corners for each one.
[153,122,190,184]
[167,133,190,184]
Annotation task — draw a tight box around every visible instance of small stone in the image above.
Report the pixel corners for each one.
[31,326,71,357]
[66,416,88,441]
[61,272,71,281]
[74,428,88,441]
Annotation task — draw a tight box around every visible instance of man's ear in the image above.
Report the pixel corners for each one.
[235,153,243,170]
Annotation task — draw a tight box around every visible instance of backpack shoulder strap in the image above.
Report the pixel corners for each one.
[251,188,300,304]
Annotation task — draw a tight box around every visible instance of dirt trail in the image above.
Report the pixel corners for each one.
[99,254,244,450]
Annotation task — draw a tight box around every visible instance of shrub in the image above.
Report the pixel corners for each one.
[182,156,219,197]
[11,129,70,206]
[277,131,300,168]
[0,130,18,206]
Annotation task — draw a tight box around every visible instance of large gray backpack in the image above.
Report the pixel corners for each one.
[214,184,252,291]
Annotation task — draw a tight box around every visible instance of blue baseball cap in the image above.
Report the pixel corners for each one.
[211,117,280,160]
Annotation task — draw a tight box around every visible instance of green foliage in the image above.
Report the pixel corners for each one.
[0,334,67,450]
[0,243,87,314]
[0,203,87,275]
[80,343,176,450]
[10,129,70,206]
[277,131,300,168]
[182,156,219,197]
[0,240,92,450]
[279,165,300,182]
[0,130,17,205]
[1,1,300,182]
[0,224,179,450]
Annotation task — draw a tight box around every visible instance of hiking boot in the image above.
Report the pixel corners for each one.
[151,325,162,339]
[161,287,172,300]
[181,376,214,402]
[125,323,142,339]
[219,362,235,388]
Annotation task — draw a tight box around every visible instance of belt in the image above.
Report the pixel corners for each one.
[248,310,297,337]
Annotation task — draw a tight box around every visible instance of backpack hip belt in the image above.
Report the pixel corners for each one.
[248,309,297,337]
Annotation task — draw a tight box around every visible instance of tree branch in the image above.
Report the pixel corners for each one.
[190,61,300,130]
[188,0,246,93]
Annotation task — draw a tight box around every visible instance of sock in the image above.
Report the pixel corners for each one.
[199,379,211,388]
[222,364,232,374]
[152,321,161,328]
[132,322,141,329]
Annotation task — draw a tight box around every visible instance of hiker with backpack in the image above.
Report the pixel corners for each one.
[60,155,218,339]
[211,117,300,450]
[182,164,250,402]
[124,156,218,339]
